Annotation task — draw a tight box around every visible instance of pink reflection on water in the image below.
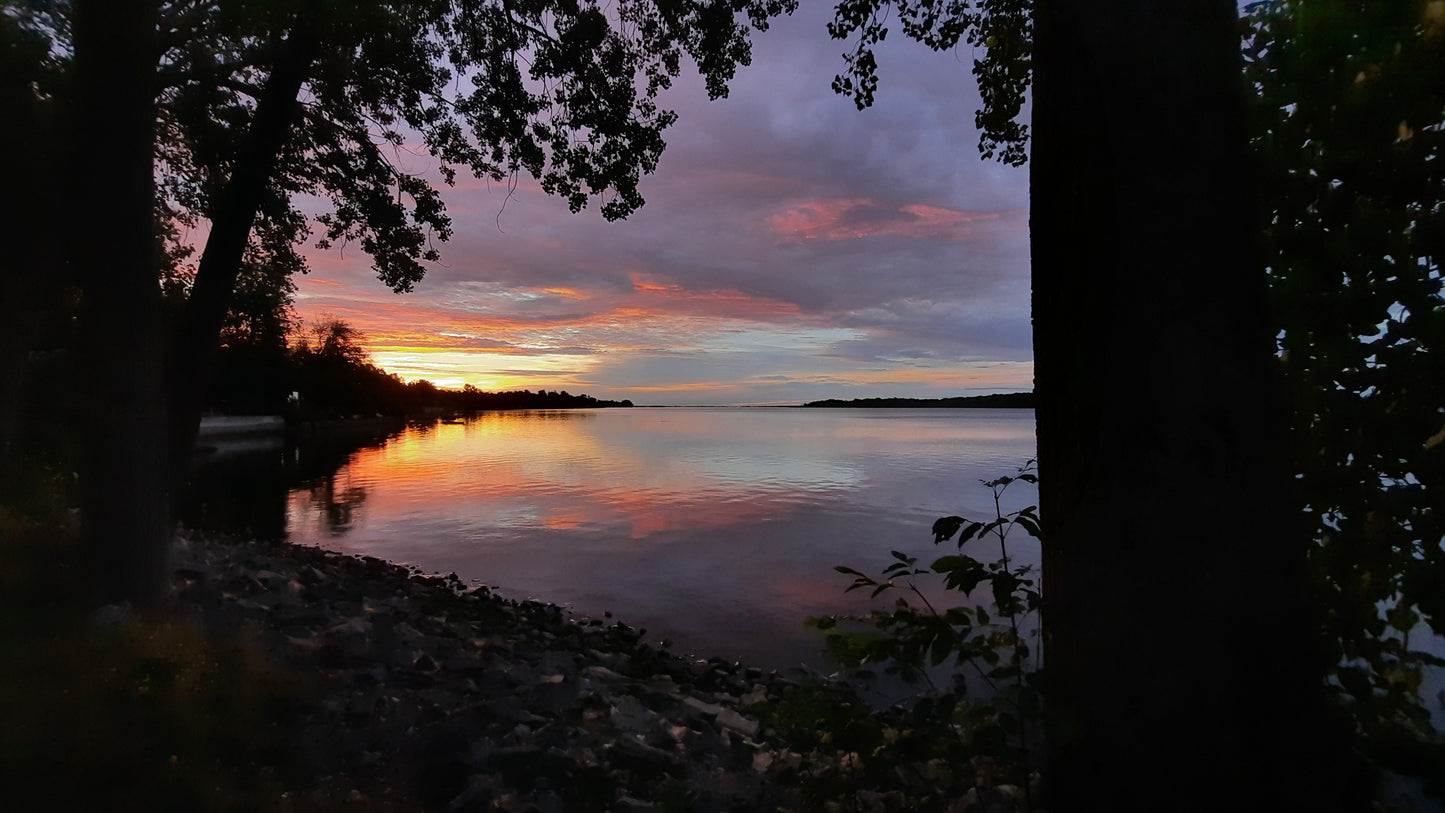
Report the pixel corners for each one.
[284,408,1039,669]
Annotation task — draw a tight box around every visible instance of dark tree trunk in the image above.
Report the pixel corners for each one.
[1030,1,1355,807]
[0,19,53,489]
[167,26,317,484]
[72,0,169,607]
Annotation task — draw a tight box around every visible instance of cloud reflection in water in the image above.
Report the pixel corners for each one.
[285,408,1037,671]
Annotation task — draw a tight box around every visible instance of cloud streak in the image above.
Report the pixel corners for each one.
[290,4,1032,404]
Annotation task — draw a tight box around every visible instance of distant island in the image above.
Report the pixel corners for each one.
[800,392,1035,409]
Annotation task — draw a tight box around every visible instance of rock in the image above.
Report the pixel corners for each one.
[682,697,725,718]
[855,789,906,812]
[529,678,580,717]
[608,736,683,777]
[484,745,577,786]
[582,665,625,683]
[158,533,941,813]
[446,779,495,812]
[714,708,759,738]
[537,650,576,673]
[611,695,658,733]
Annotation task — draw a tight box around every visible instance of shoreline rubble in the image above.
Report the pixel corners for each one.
[159,534,908,812]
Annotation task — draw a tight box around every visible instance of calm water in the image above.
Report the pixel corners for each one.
[192,408,1038,671]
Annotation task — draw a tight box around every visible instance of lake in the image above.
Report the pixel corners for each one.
[186,408,1039,673]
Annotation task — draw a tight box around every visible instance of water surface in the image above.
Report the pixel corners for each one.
[201,408,1039,671]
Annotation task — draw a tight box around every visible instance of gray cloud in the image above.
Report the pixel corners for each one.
[294,3,1032,404]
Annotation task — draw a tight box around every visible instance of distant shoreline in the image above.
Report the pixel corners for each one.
[799,392,1035,409]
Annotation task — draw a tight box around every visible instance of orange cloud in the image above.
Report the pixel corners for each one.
[769,198,1002,241]
[629,273,802,320]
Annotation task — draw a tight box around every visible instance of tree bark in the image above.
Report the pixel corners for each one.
[0,18,55,491]
[168,24,318,482]
[1031,0,1356,807]
[72,0,169,607]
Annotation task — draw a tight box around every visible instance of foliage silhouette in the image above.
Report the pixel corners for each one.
[827,0,1358,806]
[810,460,1043,806]
[802,393,1034,408]
[3,0,794,605]
[1244,0,1445,786]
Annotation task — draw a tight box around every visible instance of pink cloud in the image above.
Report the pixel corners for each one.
[769,197,1002,241]
[628,273,803,320]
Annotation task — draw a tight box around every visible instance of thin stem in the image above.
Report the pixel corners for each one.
[969,657,1000,693]
[908,576,941,618]
[994,474,1032,810]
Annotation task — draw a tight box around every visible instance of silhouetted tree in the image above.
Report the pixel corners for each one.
[10,0,797,607]
[70,0,171,606]
[831,0,1351,805]
[0,10,65,492]
[1030,2,1350,806]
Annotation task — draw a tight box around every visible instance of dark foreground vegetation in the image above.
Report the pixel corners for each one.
[802,393,1035,409]
[0,512,1018,813]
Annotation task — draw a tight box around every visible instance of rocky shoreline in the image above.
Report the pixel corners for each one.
[149,535,1006,812]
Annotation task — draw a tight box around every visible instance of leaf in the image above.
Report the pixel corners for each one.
[1337,666,1372,699]
[930,629,954,666]
[988,665,1021,681]
[944,606,975,626]
[834,566,865,576]
[992,572,1021,609]
[932,555,988,595]
[932,516,966,544]
[931,554,981,573]
[1015,515,1043,538]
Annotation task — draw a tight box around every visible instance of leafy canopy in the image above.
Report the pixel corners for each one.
[828,0,1031,165]
[1245,0,1445,758]
[9,0,797,293]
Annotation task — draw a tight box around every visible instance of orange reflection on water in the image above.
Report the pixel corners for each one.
[303,410,876,544]
[274,408,1041,670]
[321,412,774,542]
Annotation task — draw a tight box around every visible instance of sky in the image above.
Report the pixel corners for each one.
[289,3,1033,406]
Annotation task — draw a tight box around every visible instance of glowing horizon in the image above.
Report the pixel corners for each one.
[274,4,1032,406]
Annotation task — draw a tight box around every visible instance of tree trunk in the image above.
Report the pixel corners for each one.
[168,25,317,484]
[0,19,53,491]
[72,0,169,608]
[1030,0,1355,807]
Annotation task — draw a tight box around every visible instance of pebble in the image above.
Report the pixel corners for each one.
[163,534,993,812]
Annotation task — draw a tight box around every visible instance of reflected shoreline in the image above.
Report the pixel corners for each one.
[182,408,1039,673]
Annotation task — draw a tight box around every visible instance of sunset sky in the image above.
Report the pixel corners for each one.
[288,4,1032,406]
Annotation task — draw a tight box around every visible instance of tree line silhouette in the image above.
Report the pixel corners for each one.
[205,316,632,421]
[801,393,1035,409]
